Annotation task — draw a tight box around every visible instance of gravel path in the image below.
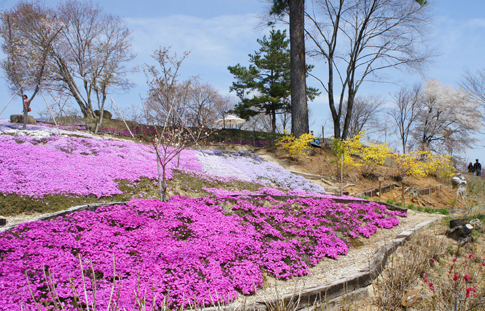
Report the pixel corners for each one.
[231,210,441,306]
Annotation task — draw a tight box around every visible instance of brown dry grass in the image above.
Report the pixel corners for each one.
[344,220,485,311]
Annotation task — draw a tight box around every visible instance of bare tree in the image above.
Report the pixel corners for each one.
[0,1,136,128]
[304,0,433,140]
[144,48,231,131]
[143,47,192,127]
[50,1,136,122]
[412,79,482,155]
[461,69,485,109]
[153,125,210,201]
[278,110,292,132]
[339,95,384,138]
[216,95,236,123]
[389,84,422,153]
[186,79,228,127]
[0,1,63,129]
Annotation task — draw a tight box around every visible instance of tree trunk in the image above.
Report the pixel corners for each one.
[94,92,107,134]
[22,97,28,130]
[271,108,276,133]
[341,90,355,140]
[161,164,167,202]
[53,55,96,119]
[289,0,308,138]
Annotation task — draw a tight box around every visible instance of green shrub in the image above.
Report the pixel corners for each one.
[438,208,450,215]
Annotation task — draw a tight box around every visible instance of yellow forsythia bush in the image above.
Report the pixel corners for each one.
[277,131,315,158]
[338,131,391,171]
[391,151,454,178]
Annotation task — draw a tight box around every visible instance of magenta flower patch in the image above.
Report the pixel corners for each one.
[0,135,202,198]
[0,196,404,310]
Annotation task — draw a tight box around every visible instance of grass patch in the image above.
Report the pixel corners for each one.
[0,171,270,217]
[466,213,485,222]
[171,170,265,197]
[396,202,449,215]
[349,237,365,249]
[0,193,100,216]
[0,177,161,216]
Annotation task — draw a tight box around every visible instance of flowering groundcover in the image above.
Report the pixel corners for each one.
[0,135,202,198]
[196,150,326,193]
[0,196,405,310]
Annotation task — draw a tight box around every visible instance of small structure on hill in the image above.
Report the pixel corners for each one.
[216,114,245,129]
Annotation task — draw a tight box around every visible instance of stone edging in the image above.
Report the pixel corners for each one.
[197,216,442,311]
[221,194,408,214]
[0,201,126,232]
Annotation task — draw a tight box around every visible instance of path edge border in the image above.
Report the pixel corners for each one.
[0,201,126,232]
[200,216,442,311]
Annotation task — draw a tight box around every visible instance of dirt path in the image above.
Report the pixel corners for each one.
[231,210,441,306]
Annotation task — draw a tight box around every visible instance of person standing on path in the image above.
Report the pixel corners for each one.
[22,95,31,130]
[474,159,482,177]
[23,95,30,112]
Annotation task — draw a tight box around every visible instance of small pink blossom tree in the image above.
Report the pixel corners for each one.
[144,47,213,201]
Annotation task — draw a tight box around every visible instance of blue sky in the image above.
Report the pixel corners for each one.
[0,0,484,162]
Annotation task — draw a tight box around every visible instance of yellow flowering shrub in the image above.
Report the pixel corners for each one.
[424,152,454,178]
[332,138,361,174]
[391,151,454,178]
[337,131,391,172]
[276,131,315,158]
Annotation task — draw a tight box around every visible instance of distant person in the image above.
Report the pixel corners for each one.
[474,159,482,177]
[468,162,475,173]
[23,95,30,113]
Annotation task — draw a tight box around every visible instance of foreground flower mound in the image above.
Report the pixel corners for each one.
[0,196,405,310]
[0,135,202,198]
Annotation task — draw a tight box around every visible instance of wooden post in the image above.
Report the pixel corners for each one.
[401,176,406,208]
[340,153,343,196]
[378,176,384,201]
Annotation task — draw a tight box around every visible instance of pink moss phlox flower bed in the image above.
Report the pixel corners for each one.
[36,122,87,131]
[197,150,326,193]
[0,196,405,310]
[0,135,202,198]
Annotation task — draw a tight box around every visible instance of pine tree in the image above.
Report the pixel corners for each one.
[228,29,317,133]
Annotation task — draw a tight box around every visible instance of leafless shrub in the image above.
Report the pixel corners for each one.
[373,232,444,310]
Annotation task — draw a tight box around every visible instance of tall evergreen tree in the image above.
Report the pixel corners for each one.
[228,29,317,133]
[270,0,427,138]
[271,0,308,137]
